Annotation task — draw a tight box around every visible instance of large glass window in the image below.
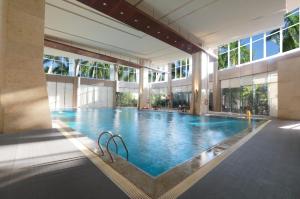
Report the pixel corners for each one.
[218,45,228,69]
[148,70,166,83]
[240,38,250,64]
[172,92,192,109]
[171,58,191,79]
[118,66,137,82]
[221,88,231,112]
[43,55,71,76]
[252,33,264,61]
[253,84,269,115]
[116,92,138,107]
[218,7,300,70]
[240,85,253,114]
[78,60,111,80]
[229,41,239,67]
[283,8,299,52]
[266,29,280,57]
[230,87,241,113]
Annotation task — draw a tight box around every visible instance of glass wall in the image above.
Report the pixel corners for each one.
[172,92,192,109]
[116,92,138,107]
[78,59,111,80]
[118,65,137,82]
[171,58,191,80]
[218,8,300,70]
[221,73,275,116]
[44,54,113,80]
[43,55,73,76]
[150,88,167,108]
[148,70,166,83]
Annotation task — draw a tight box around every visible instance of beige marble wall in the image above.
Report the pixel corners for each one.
[277,55,300,120]
[0,0,7,133]
[138,67,150,109]
[1,0,51,133]
[216,49,300,119]
[191,52,202,115]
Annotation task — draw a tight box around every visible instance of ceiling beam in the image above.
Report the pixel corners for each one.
[76,0,203,54]
[44,37,144,69]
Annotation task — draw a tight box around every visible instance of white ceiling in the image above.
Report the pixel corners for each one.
[127,0,287,47]
[45,0,292,66]
[45,0,189,66]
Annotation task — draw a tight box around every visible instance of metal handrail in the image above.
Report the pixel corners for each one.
[97,131,118,156]
[106,135,129,162]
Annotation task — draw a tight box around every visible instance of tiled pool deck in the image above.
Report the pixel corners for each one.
[1,120,300,199]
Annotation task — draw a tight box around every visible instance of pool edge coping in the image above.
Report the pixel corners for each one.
[158,119,271,199]
[53,120,152,199]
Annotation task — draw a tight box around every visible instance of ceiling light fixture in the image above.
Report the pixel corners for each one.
[134,19,138,22]
[120,11,124,15]
[157,31,160,34]
[102,2,107,6]
[146,25,150,29]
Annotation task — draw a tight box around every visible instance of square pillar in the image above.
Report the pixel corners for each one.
[191,51,210,115]
[1,0,51,133]
[138,67,150,109]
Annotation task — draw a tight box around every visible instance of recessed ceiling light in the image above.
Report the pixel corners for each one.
[157,31,160,34]
[120,11,124,15]
[146,25,150,29]
[174,40,177,43]
[102,2,107,6]
[134,19,138,22]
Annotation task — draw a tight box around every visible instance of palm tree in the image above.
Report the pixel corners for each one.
[283,11,299,52]
[79,60,89,77]
[43,55,69,75]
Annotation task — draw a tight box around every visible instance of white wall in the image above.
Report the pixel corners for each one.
[47,82,73,110]
[78,84,113,108]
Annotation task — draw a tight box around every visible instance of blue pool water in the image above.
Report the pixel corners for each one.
[52,108,260,177]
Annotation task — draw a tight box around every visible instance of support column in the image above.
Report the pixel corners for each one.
[1,0,51,133]
[0,0,7,133]
[138,67,150,109]
[213,61,221,112]
[73,77,80,108]
[190,51,210,115]
[112,64,118,107]
[167,63,173,109]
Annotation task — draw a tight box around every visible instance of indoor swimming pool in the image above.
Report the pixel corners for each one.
[52,108,260,177]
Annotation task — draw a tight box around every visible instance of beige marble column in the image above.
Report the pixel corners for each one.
[191,51,210,115]
[0,0,7,133]
[191,52,202,114]
[138,67,150,109]
[72,77,80,108]
[1,0,51,133]
[167,63,173,109]
[213,61,221,112]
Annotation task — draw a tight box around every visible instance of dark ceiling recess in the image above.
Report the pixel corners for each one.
[76,0,202,54]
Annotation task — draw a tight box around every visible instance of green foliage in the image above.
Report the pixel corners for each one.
[240,45,250,64]
[150,94,166,107]
[283,25,299,52]
[218,53,228,70]
[116,92,138,107]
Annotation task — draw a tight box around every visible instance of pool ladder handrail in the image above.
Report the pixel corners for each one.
[106,135,129,162]
[97,131,118,156]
